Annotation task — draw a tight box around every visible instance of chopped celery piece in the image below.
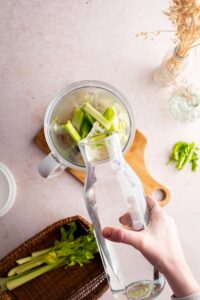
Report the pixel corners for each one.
[168,141,200,172]
[62,120,81,143]
[85,111,95,125]
[81,119,92,139]
[72,108,84,132]
[83,103,111,130]
[103,107,117,122]
[103,106,119,132]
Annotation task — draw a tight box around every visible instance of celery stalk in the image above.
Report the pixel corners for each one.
[8,255,46,276]
[72,108,84,132]
[16,256,33,265]
[83,103,111,130]
[31,248,51,258]
[0,277,9,292]
[62,120,81,142]
[8,266,21,277]
[1,273,31,291]
[7,264,62,291]
[1,223,98,291]
[16,259,46,275]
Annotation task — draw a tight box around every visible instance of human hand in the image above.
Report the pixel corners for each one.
[102,197,200,298]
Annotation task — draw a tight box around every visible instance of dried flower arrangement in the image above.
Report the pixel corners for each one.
[165,0,200,57]
[137,1,200,85]
[162,0,200,81]
[137,0,200,53]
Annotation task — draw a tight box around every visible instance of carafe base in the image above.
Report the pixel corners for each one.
[112,280,164,300]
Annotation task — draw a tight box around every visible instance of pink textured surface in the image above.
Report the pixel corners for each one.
[0,1,200,299]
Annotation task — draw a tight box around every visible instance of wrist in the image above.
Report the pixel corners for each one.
[163,258,200,298]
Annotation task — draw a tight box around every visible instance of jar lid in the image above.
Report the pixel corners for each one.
[0,163,17,218]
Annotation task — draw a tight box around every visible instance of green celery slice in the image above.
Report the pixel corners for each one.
[103,107,117,122]
[103,106,119,132]
[72,108,85,132]
[62,121,81,143]
[83,103,111,130]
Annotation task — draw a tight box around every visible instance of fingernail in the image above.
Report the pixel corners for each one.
[102,228,112,239]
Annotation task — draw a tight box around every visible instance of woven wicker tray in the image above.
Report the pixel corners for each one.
[0,216,108,300]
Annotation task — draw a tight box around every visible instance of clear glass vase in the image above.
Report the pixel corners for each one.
[78,132,165,300]
[154,47,189,86]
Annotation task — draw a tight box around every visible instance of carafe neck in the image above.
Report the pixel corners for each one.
[78,132,124,168]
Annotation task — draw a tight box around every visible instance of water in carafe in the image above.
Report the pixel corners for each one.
[79,132,165,300]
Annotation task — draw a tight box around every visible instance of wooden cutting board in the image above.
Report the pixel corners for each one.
[34,129,170,207]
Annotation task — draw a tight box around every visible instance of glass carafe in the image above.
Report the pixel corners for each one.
[78,132,165,300]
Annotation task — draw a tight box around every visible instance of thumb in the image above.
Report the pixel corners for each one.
[102,227,142,250]
[146,196,160,212]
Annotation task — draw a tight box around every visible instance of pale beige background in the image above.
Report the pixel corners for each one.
[0,1,200,299]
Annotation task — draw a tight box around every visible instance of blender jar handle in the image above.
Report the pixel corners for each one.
[38,153,66,178]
